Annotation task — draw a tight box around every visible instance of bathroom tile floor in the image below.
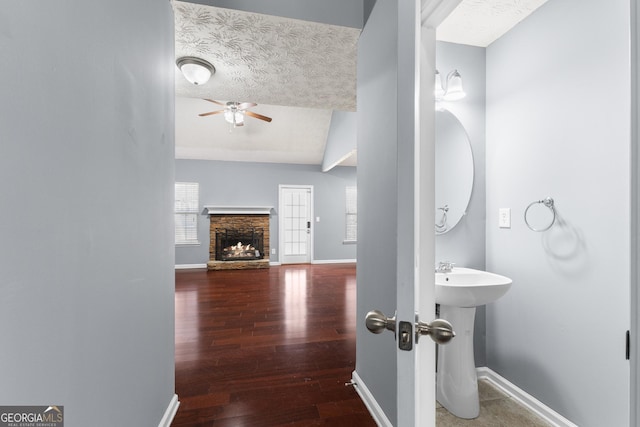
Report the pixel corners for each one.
[437,379,553,426]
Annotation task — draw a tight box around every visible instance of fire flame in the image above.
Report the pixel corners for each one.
[223,241,257,258]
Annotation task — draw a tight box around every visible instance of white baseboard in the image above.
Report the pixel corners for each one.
[476,367,577,427]
[175,263,207,270]
[270,260,356,266]
[351,367,575,427]
[311,259,357,264]
[158,394,179,427]
[351,370,393,427]
[175,260,356,269]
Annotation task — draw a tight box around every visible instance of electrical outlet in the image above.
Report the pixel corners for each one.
[499,208,511,228]
[271,248,276,255]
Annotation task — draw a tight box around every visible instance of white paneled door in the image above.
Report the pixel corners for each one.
[355,1,462,426]
[279,185,313,264]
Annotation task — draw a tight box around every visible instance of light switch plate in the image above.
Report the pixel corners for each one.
[499,208,511,228]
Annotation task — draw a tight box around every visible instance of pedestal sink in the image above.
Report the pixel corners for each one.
[435,267,512,419]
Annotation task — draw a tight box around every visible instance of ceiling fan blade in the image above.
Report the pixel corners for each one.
[245,110,273,123]
[198,110,225,117]
[237,102,257,111]
[203,99,226,106]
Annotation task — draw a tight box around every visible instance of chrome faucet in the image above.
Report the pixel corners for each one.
[436,261,455,273]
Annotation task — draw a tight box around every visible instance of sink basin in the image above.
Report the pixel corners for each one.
[435,267,512,307]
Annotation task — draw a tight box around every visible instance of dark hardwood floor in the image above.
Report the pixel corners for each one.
[173,263,376,426]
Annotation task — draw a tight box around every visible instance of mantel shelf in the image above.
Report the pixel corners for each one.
[202,206,274,216]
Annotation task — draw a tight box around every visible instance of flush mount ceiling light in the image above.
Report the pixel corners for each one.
[176,56,215,85]
[435,69,466,102]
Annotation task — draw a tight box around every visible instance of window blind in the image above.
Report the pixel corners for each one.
[345,186,357,242]
[175,182,199,245]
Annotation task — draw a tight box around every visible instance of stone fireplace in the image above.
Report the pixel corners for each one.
[203,206,272,270]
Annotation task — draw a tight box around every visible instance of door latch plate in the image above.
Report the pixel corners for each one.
[398,321,413,351]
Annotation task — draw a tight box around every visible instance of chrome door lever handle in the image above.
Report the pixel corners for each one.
[365,309,396,334]
[415,318,455,344]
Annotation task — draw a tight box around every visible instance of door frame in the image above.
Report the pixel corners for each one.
[410,2,464,426]
[630,1,640,425]
[353,1,462,426]
[278,184,314,264]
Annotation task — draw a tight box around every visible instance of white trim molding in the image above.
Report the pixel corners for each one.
[476,368,577,427]
[175,264,207,270]
[202,206,274,215]
[311,259,357,265]
[351,370,393,427]
[158,394,179,427]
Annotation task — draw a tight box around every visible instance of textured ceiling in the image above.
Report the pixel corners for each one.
[174,1,360,111]
[173,1,548,165]
[173,2,359,165]
[437,0,549,47]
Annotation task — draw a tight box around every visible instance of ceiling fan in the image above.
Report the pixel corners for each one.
[199,99,272,128]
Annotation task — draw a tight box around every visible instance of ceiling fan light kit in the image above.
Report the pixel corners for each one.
[224,110,245,127]
[176,56,215,85]
[198,99,273,130]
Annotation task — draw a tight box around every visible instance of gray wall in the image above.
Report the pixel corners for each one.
[435,42,486,270]
[175,159,357,265]
[0,1,176,426]
[355,0,399,423]
[486,0,630,425]
[435,41,487,366]
[322,111,357,172]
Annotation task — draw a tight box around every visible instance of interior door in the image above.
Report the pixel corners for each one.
[279,185,313,264]
[355,1,462,426]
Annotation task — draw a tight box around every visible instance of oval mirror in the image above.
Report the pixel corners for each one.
[435,109,474,234]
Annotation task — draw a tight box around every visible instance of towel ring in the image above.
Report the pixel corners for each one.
[524,197,556,232]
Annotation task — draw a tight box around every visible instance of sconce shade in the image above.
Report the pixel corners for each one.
[443,70,466,101]
[176,57,215,85]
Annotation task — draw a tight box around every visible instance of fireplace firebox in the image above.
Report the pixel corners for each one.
[205,208,271,270]
[215,228,264,261]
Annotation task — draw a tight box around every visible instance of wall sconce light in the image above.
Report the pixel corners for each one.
[176,56,215,85]
[435,69,466,102]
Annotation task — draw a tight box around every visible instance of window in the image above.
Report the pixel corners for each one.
[345,186,357,243]
[175,182,199,245]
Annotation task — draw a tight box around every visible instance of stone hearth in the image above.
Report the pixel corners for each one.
[203,206,272,270]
